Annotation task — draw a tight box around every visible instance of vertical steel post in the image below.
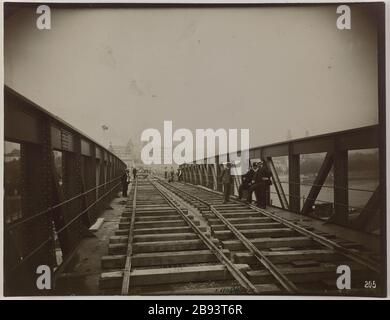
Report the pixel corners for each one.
[215,155,222,191]
[333,144,349,225]
[288,147,300,213]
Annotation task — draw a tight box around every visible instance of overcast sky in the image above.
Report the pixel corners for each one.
[4,5,379,151]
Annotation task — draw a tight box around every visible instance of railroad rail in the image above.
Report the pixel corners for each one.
[100,178,263,294]
[153,179,381,295]
[99,176,381,295]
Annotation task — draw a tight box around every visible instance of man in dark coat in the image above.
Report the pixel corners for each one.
[238,165,254,200]
[257,161,272,208]
[220,162,233,204]
[121,169,130,197]
[169,167,175,182]
[246,162,260,204]
[246,161,272,208]
[132,167,137,179]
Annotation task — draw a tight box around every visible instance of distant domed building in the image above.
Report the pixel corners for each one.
[109,138,140,169]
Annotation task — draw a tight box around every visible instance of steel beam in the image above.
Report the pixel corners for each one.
[245,126,378,161]
[353,186,380,231]
[288,152,300,213]
[215,156,222,192]
[266,157,288,209]
[301,153,334,215]
[332,149,349,225]
[201,164,208,187]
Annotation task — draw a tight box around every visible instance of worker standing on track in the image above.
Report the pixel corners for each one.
[220,162,233,204]
[132,167,137,179]
[246,161,272,208]
[121,169,130,197]
[258,161,272,208]
[169,167,175,182]
[246,162,261,205]
[177,168,183,182]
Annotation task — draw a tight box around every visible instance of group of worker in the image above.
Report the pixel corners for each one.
[121,162,271,207]
[220,160,271,208]
[164,167,183,182]
[121,167,138,197]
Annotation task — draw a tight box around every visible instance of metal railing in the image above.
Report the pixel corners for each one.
[4,86,127,295]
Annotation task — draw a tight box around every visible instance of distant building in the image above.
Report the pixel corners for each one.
[109,139,139,168]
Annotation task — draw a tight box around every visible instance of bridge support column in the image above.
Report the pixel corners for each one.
[194,164,200,185]
[301,153,333,215]
[186,165,191,183]
[207,164,214,189]
[198,164,204,186]
[333,149,349,225]
[200,164,207,187]
[266,157,288,209]
[288,153,300,213]
[211,164,218,190]
[215,156,222,192]
[195,164,199,185]
[190,164,196,184]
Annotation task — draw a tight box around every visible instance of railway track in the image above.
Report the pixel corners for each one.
[153,178,382,295]
[99,177,381,296]
[99,179,259,294]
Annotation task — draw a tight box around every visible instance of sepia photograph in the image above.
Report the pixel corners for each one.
[1,1,387,299]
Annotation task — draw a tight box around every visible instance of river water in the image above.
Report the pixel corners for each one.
[269,178,378,210]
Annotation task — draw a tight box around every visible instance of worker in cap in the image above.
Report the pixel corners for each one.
[121,168,130,197]
[246,162,260,204]
[220,162,233,203]
[246,160,271,208]
[238,163,255,200]
[258,160,272,208]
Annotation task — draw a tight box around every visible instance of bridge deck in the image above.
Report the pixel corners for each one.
[55,192,126,295]
[54,183,381,295]
[269,208,380,254]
